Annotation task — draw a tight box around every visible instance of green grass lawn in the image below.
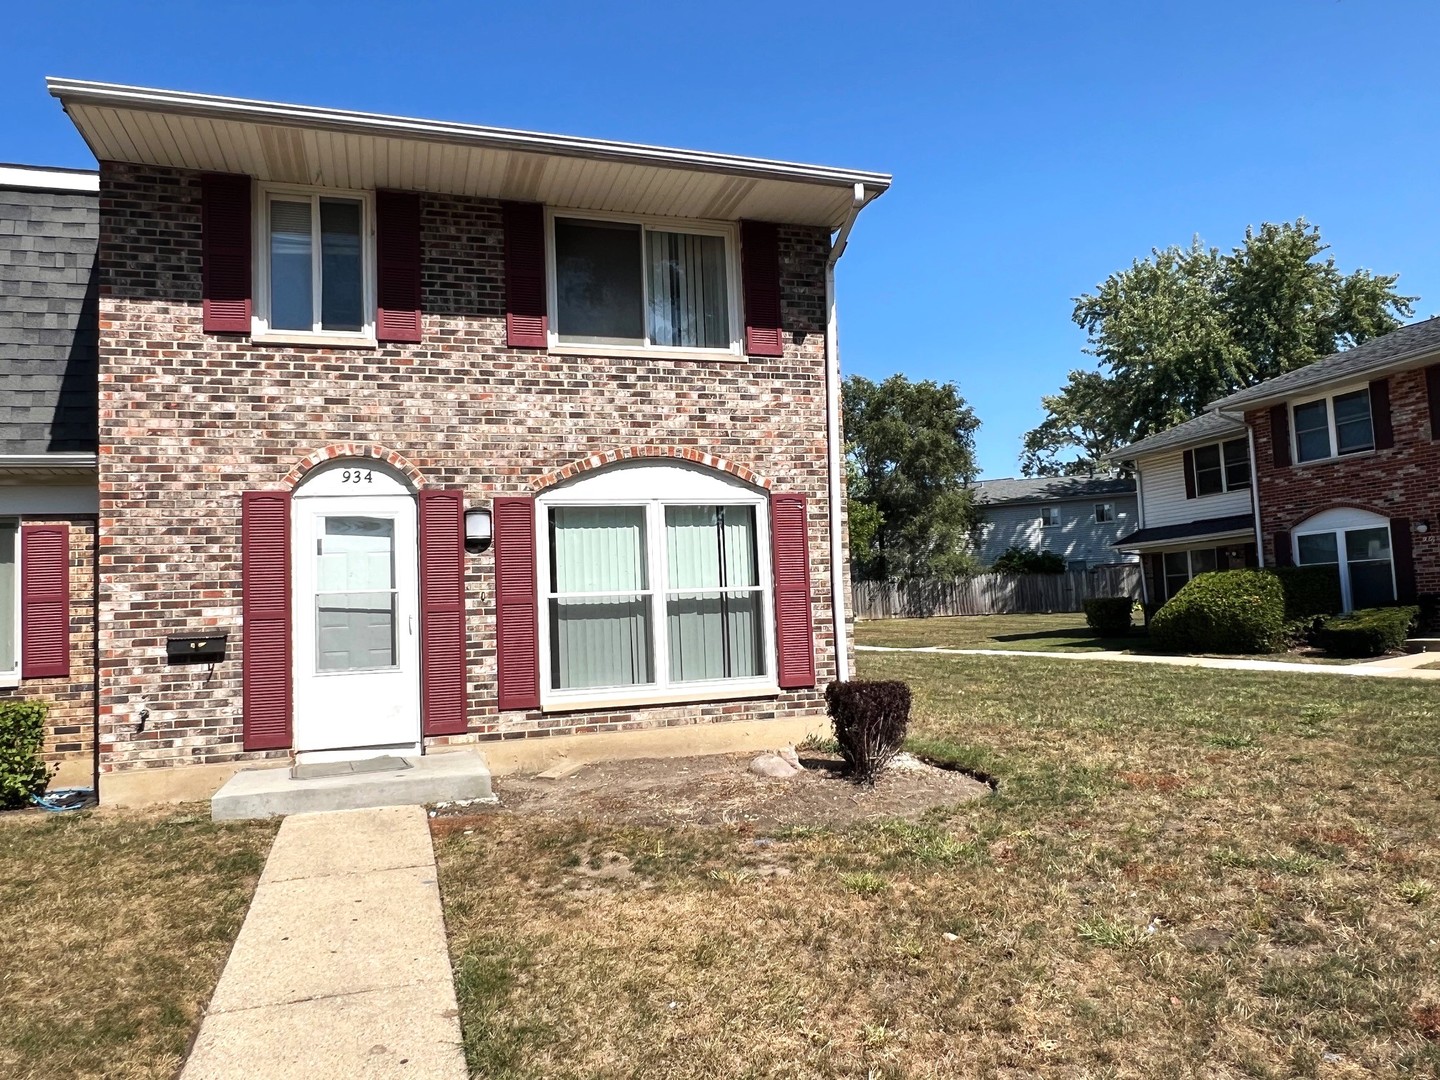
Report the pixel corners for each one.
[854,611,1138,652]
[437,653,1440,1078]
[0,807,277,1080]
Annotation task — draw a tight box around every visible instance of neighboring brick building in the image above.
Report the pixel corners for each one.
[1213,319,1440,615]
[1111,317,1440,619]
[16,79,889,789]
[0,164,100,775]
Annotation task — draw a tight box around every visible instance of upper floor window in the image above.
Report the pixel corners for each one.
[256,185,375,341]
[549,212,741,357]
[1292,388,1373,463]
[1192,437,1251,496]
[1040,507,1061,528]
[1094,502,1116,523]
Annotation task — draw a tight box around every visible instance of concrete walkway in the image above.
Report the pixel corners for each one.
[182,806,467,1079]
[856,644,1440,680]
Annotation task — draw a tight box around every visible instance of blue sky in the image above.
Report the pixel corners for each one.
[8,1,1439,478]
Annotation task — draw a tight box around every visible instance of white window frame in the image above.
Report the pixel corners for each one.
[1160,546,1219,601]
[1094,502,1116,523]
[545,207,745,361]
[1290,385,1374,465]
[1191,437,1251,496]
[535,463,776,711]
[1292,509,1396,612]
[0,518,17,687]
[1040,506,1062,529]
[252,183,377,346]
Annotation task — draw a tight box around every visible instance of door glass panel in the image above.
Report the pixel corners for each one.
[1345,526,1394,608]
[315,516,397,672]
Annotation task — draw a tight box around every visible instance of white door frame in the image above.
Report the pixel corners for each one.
[291,462,421,762]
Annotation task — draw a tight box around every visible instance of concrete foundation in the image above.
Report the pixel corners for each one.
[211,751,493,821]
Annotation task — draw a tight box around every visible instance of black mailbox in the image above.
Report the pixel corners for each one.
[166,634,228,664]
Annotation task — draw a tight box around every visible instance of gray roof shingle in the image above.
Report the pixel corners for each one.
[1209,316,1440,411]
[971,475,1135,505]
[1113,513,1255,549]
[1105,410,1247,461]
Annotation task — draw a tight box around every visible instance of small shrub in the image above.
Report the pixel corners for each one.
[992,547,1065,575]
[1149,569,1286,655]
[0,698,53,809]
[1315,605,1418,658]
[824,679,912,786]
[1083,596,1134,637]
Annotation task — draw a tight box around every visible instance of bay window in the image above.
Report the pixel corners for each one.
[257,185,374,340]
[1292,389,1374,463]
[550,211,740,356]
[539,464,773,703]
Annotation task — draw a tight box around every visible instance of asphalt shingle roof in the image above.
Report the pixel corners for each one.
[971,475,1135,505]
[1209,316,1440,411]
[1106,410,1247,461]
[1113,513,1255,549]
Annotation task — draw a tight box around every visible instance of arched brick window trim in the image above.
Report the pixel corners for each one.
[1281,500,1391,532]
[283,444,429,490]
[530,446,773,493]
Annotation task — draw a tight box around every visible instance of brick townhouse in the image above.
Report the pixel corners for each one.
[2,79,890,796]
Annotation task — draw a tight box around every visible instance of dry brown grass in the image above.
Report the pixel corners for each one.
[436,653,1440,1078]
[0,805,277,1079]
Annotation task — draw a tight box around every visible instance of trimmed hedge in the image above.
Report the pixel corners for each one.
[1,698,52,809]
[824,679,912,786]
[992,547,1066,575]
[1316,606,1419,658]
[1149,569,1287,655]
[1083,596,1134,637]
[1273,565,1344,622]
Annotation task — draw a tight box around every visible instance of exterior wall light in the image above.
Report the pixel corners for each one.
[1416,521,1430,535]
[465,506,493,554]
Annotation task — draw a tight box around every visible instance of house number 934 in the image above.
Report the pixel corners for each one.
[340,469,373,484]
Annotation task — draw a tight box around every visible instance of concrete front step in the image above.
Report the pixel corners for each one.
[1404,638,1440,654]
[211,751,493,821]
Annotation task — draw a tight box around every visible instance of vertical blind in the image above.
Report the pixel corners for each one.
[647,230,729,349]
[665,506,762,682]
[0,524,14,673]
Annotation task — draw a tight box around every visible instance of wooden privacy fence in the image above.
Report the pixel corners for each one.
[853,565,1142,620]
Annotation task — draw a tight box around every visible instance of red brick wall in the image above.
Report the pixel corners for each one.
[1249,366,1440,597]
[96,162,850,771]
[0,515,96,765]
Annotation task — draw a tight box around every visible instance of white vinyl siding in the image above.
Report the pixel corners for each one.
[1137,448,1253,529]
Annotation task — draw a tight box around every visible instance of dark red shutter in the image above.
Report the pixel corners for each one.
[770,493,816,689]
[502,202,547,348]
[201,173,252,334]
[420,489,468,736]
[1182,449,1197,499]
[741,220,784,357]
[242,492,292,751]
[20,525,69,679]
[1369,377,1394,450]
[1426,364,1440,441]
[1391,518,1417,604]
[376,190,423,343]
[1272,530,1294,568]
[1269,404,1292,468]
[494,496,540,710]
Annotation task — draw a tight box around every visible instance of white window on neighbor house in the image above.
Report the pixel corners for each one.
[1162,546,1218,601]
[1192,437,1251,496]
[256,185,374,340]
[1040,506,1061,528]
[537,463,773,705]
[1293,509,1395,611]
[0,521,15,683]
[548,211,742,357]
[1291,388,1374,464]
[1095,502,1116,523]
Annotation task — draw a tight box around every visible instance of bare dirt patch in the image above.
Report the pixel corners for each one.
[438,750,989,831]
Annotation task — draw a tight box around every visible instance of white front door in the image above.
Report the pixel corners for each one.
[291,492,421,760]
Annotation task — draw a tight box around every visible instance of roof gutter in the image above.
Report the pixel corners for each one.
[47,78,893,196]
[824,183,867,683]
[0,453,98,469]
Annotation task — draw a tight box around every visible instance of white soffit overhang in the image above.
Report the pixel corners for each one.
[48,79,892,229]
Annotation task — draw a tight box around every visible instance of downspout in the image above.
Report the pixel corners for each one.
[1132,460,1149,606]
[1246,423,1265,567]
[825,182,867,683]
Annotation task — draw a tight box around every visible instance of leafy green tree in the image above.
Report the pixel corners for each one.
[844,374,981,581]
[1023,220,1415,476]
